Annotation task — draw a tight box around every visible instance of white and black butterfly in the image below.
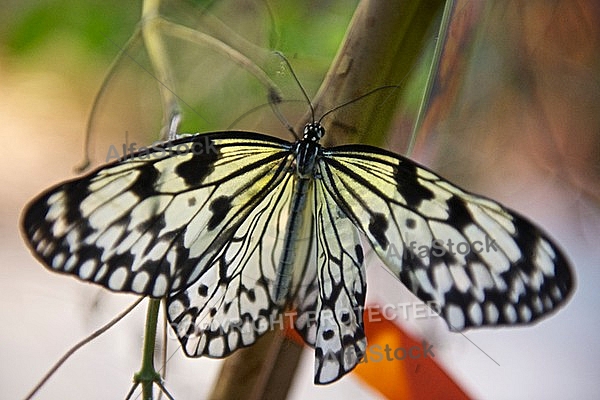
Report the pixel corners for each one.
[22,113,574,383]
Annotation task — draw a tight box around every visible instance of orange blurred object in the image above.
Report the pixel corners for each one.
[285,305,471,399]
[354,305,471,399]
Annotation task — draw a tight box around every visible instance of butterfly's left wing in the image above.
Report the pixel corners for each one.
[320,145,574,331]
[23,130,322,358]
[166,170,298,357]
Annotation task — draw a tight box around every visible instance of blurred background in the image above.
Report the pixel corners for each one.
[1,0,599,399]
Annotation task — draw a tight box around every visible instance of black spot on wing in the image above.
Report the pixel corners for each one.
[444,195,472,230]
[368,213,389,250]
[323,329,334,340]
[64,182,90,223]
[395,162,434,207]
[355,245,364,264]
[197,284,208,297]
[175,141,220,186]
[208,196,232,231]
[130,165,159,197]
[340,312,351,325]
[508,215,545,276]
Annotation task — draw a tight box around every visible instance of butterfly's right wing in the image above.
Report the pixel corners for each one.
[22,131,294,298]
[320,144,574,332]
[292,177,367,384]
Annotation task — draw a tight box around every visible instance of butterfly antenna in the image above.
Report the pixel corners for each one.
[318,85,400,124]
[274,51,315,123]
[266,87,298,139]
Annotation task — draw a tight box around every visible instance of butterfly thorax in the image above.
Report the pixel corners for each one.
[294,122,324,179]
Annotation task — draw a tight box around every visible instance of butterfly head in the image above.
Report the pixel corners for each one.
[302,122,325,143]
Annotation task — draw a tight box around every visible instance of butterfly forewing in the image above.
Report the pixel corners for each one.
[321,145,574,331]
[22,132,293,297]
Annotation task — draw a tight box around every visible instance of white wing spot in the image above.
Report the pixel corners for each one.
[543,295,553,309]
[79,259,97,279]
[540,238,556,258]
[241,321,256,346]
[208,336,225,357]
[503,304,517,323]
[51,253,66,269]
[153,274,168,297]
[550,285,562,301]
[519,304,532,321]
[168,299,185,317]
[35,239,47,254]
[47,191,64,205]
[484,302,499,323]
[448,263,471,293]
[446,304,465,330]
[64,255,78,272]
[42,241,55,257]
[468,302,483,325]
[415,269,441,303]
[32,228,42,242]
[51,217,69,237]
[431,264,453,294]
[65,229,81,252]
[509,275,526,303]
[535,239,555,276]
[94,264,108,281]
[227,330,240,351]
[108,267,129,290]
[318,354,340,384]
[129,271,149,292]
[531,296,543,313]
[45,193,66,220]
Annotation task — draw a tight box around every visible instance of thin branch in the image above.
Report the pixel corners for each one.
[25,297,144,400]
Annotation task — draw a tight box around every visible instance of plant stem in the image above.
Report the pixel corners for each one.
[135,298,162,400]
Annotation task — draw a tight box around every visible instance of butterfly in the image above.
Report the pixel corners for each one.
[21,117,574,384]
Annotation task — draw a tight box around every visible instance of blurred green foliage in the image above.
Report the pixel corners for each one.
[0,0,357,69]
[1,1,139,59]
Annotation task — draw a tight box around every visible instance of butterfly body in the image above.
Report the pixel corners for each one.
[274,122,325,304]
[22,121,573,384]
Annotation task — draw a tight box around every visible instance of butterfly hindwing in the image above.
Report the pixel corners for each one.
[321,145,574,331]
[166,170,297,357]
[310,175,367,384]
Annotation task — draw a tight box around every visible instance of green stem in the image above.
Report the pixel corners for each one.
[135,298,162,400]
[141,0,181,139]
